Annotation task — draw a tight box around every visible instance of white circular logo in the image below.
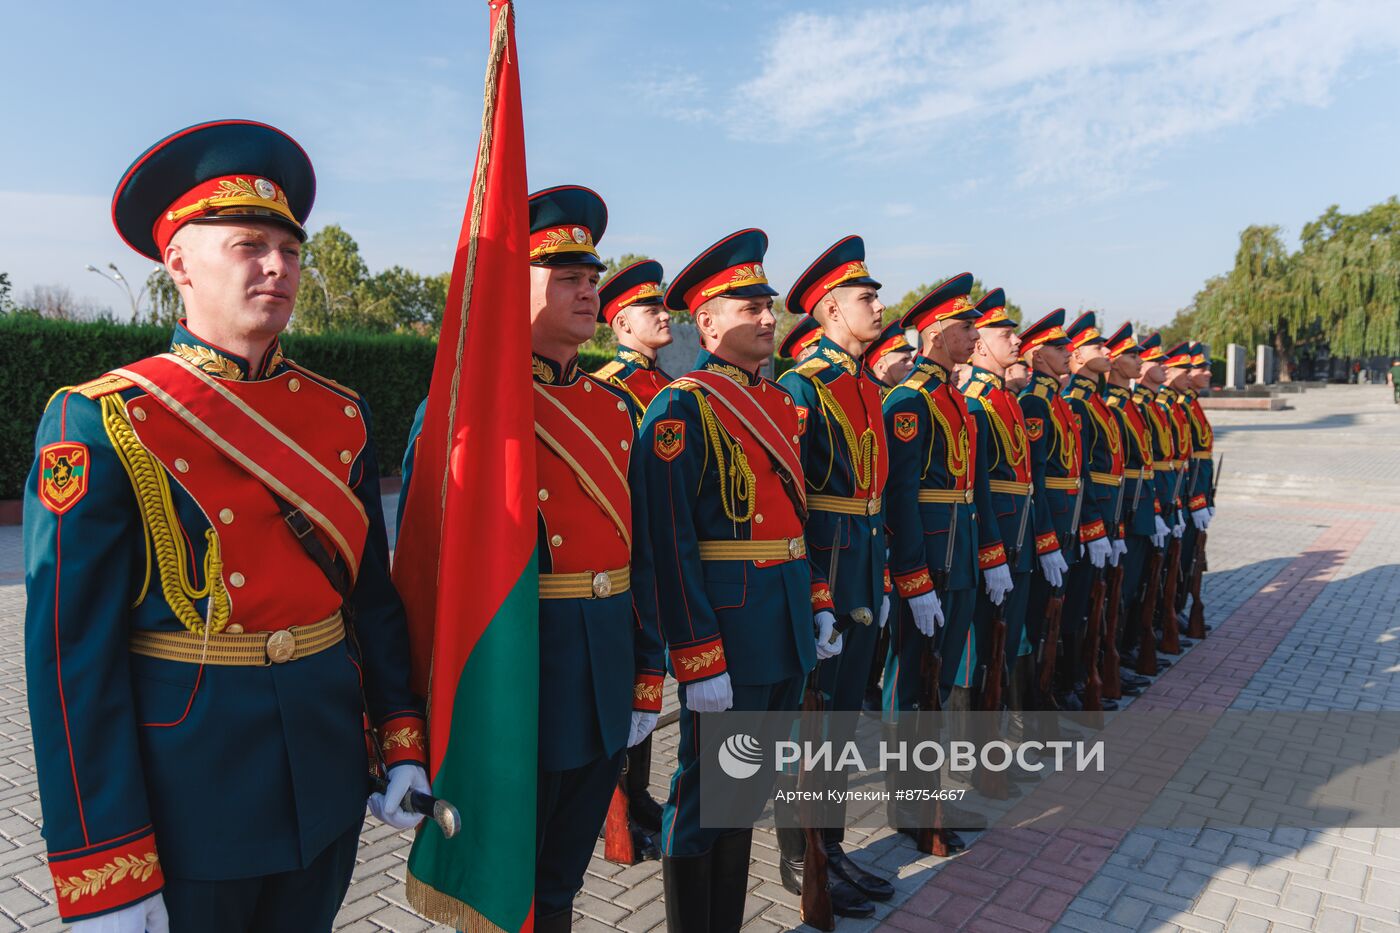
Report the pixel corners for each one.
[717,733,764,780]
[254,178,276,199]
[571,226,587,244]
[753,263,765,278]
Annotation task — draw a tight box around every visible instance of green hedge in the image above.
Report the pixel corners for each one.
[0,315,611,499]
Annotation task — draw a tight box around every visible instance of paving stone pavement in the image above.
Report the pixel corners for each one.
[2,385,1399,931]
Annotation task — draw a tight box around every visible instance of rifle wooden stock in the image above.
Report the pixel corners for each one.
[976,603,1009,799]
[1158,538,1183,654]
[1134,549,1164,676]
[602,780,635,864]
[1102,563,1124,699]
[1037,592,1064,698]
[915,636,954,858]
[1187,530,1208,639]
[798,669,834,930]
[1082,573,1106,712]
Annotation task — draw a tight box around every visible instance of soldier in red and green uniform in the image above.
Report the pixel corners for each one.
[640,229,818,930]
[1061,313,1123,709]
[25,121,428,933]
[1174,342,1216,626]
[775,235,893,918]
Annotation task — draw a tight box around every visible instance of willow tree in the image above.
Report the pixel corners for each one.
[1294,198,1400,359]
[1196,225,1305,379]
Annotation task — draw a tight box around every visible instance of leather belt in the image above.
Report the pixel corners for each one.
[130,611,344,666]
[1191,451,1212,460]
[539,565,631,600]
[1123,468,1154,480]
[988,480,1032,496]
[808,494,882,516]
[698,537,807,562]
[1044,477,1081,491]
[1089,471,1123,487]
[918,488,974,504]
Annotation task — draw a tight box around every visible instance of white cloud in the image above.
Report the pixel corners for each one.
[715,0,1400,191]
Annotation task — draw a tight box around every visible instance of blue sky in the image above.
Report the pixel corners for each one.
[4,1,1400,329]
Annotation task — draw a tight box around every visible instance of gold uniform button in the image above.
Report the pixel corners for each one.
[617,401,627,412]
[132,406,147,421]
[538,489,550,501]
[620,440,629,451]
[288,378,301,392]
[582,381,593,392]
[174,458,189,474]
[339,450,352,464]
[784,397,791,405]
[550,534,563,547]
[219,508,235,525]
[229,572,246,588]
[344,405,358,418]
[754,514,764,524]
[225,623,244,634]
[792,435,799,444]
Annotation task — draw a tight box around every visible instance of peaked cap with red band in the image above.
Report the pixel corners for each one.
[785,234,882,316]
[899,272,979,331]
[529,185,607,270]
[1066,311,1106,349]
[779,314,824,359]
[1190,342,1209,366]
[598,258,664,323]
[973,287,1016,328]
[1138,332,1165,362]
[112,119,316,261]
[1164,341,1194,367]
[1019,307,1071,355]
[868,320,915,364]
[1105,321,1140,357]
[664,228,778,312]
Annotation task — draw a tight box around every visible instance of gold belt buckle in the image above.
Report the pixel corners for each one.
[266,629,296,664]
[865,499,879,516]
[787,538,802,559]
[591,571,613,599]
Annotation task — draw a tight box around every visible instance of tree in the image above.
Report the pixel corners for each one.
[294,224,370,333]
[18,285,104,321]
[144,267,183,326]
[0,272,12,313]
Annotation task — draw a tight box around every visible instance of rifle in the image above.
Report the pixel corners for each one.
[1082,567,1106,712]
[1133,545,1164,675]
[798,660,833,930]
[915,500,960,857]
[1185,456,1222,640]
[603,761,638,864]
[1101,476,1128,699]
[1036,479,1081,700]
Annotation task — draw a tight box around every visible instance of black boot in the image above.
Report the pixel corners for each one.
[536,906,572,933]
[822,832,894,902]
[709,829,753,932]
[776,826,875,918]
[662,853,711,933]
[626,736,663,834]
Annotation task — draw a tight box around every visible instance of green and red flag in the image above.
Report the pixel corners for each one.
[393,2,537,929]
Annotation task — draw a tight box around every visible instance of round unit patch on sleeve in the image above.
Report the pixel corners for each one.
[38,441,90,514]
[654,419,685,462]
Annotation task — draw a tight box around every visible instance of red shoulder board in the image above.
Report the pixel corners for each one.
[893,411,918,442]
[1026,418,1044,441]
[654,419,685,461]
[38,441,90,514]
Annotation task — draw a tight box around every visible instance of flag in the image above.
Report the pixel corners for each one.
[393,2,537,929]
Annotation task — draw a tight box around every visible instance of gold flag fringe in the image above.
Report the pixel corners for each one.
[407,870,513,933]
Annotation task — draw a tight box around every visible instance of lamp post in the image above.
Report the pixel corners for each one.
[85,262,152,319]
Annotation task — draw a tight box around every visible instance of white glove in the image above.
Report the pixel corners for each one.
[908,590,944,637]
[878,595,891,630]
[1109,538,1128,567]
[1172,513,1186,538]
[1191,506,1210,531]
[369,763,431,830]
[628,711,658,747]
[686,672,734,713]
[1038,550,1067,589]
[1207,506,1216,522]
[815,609,843,660]
[983,563,1013,606]
[1152,516,1170,547]
[72,896,169,933]
[1086,537,1111,569]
